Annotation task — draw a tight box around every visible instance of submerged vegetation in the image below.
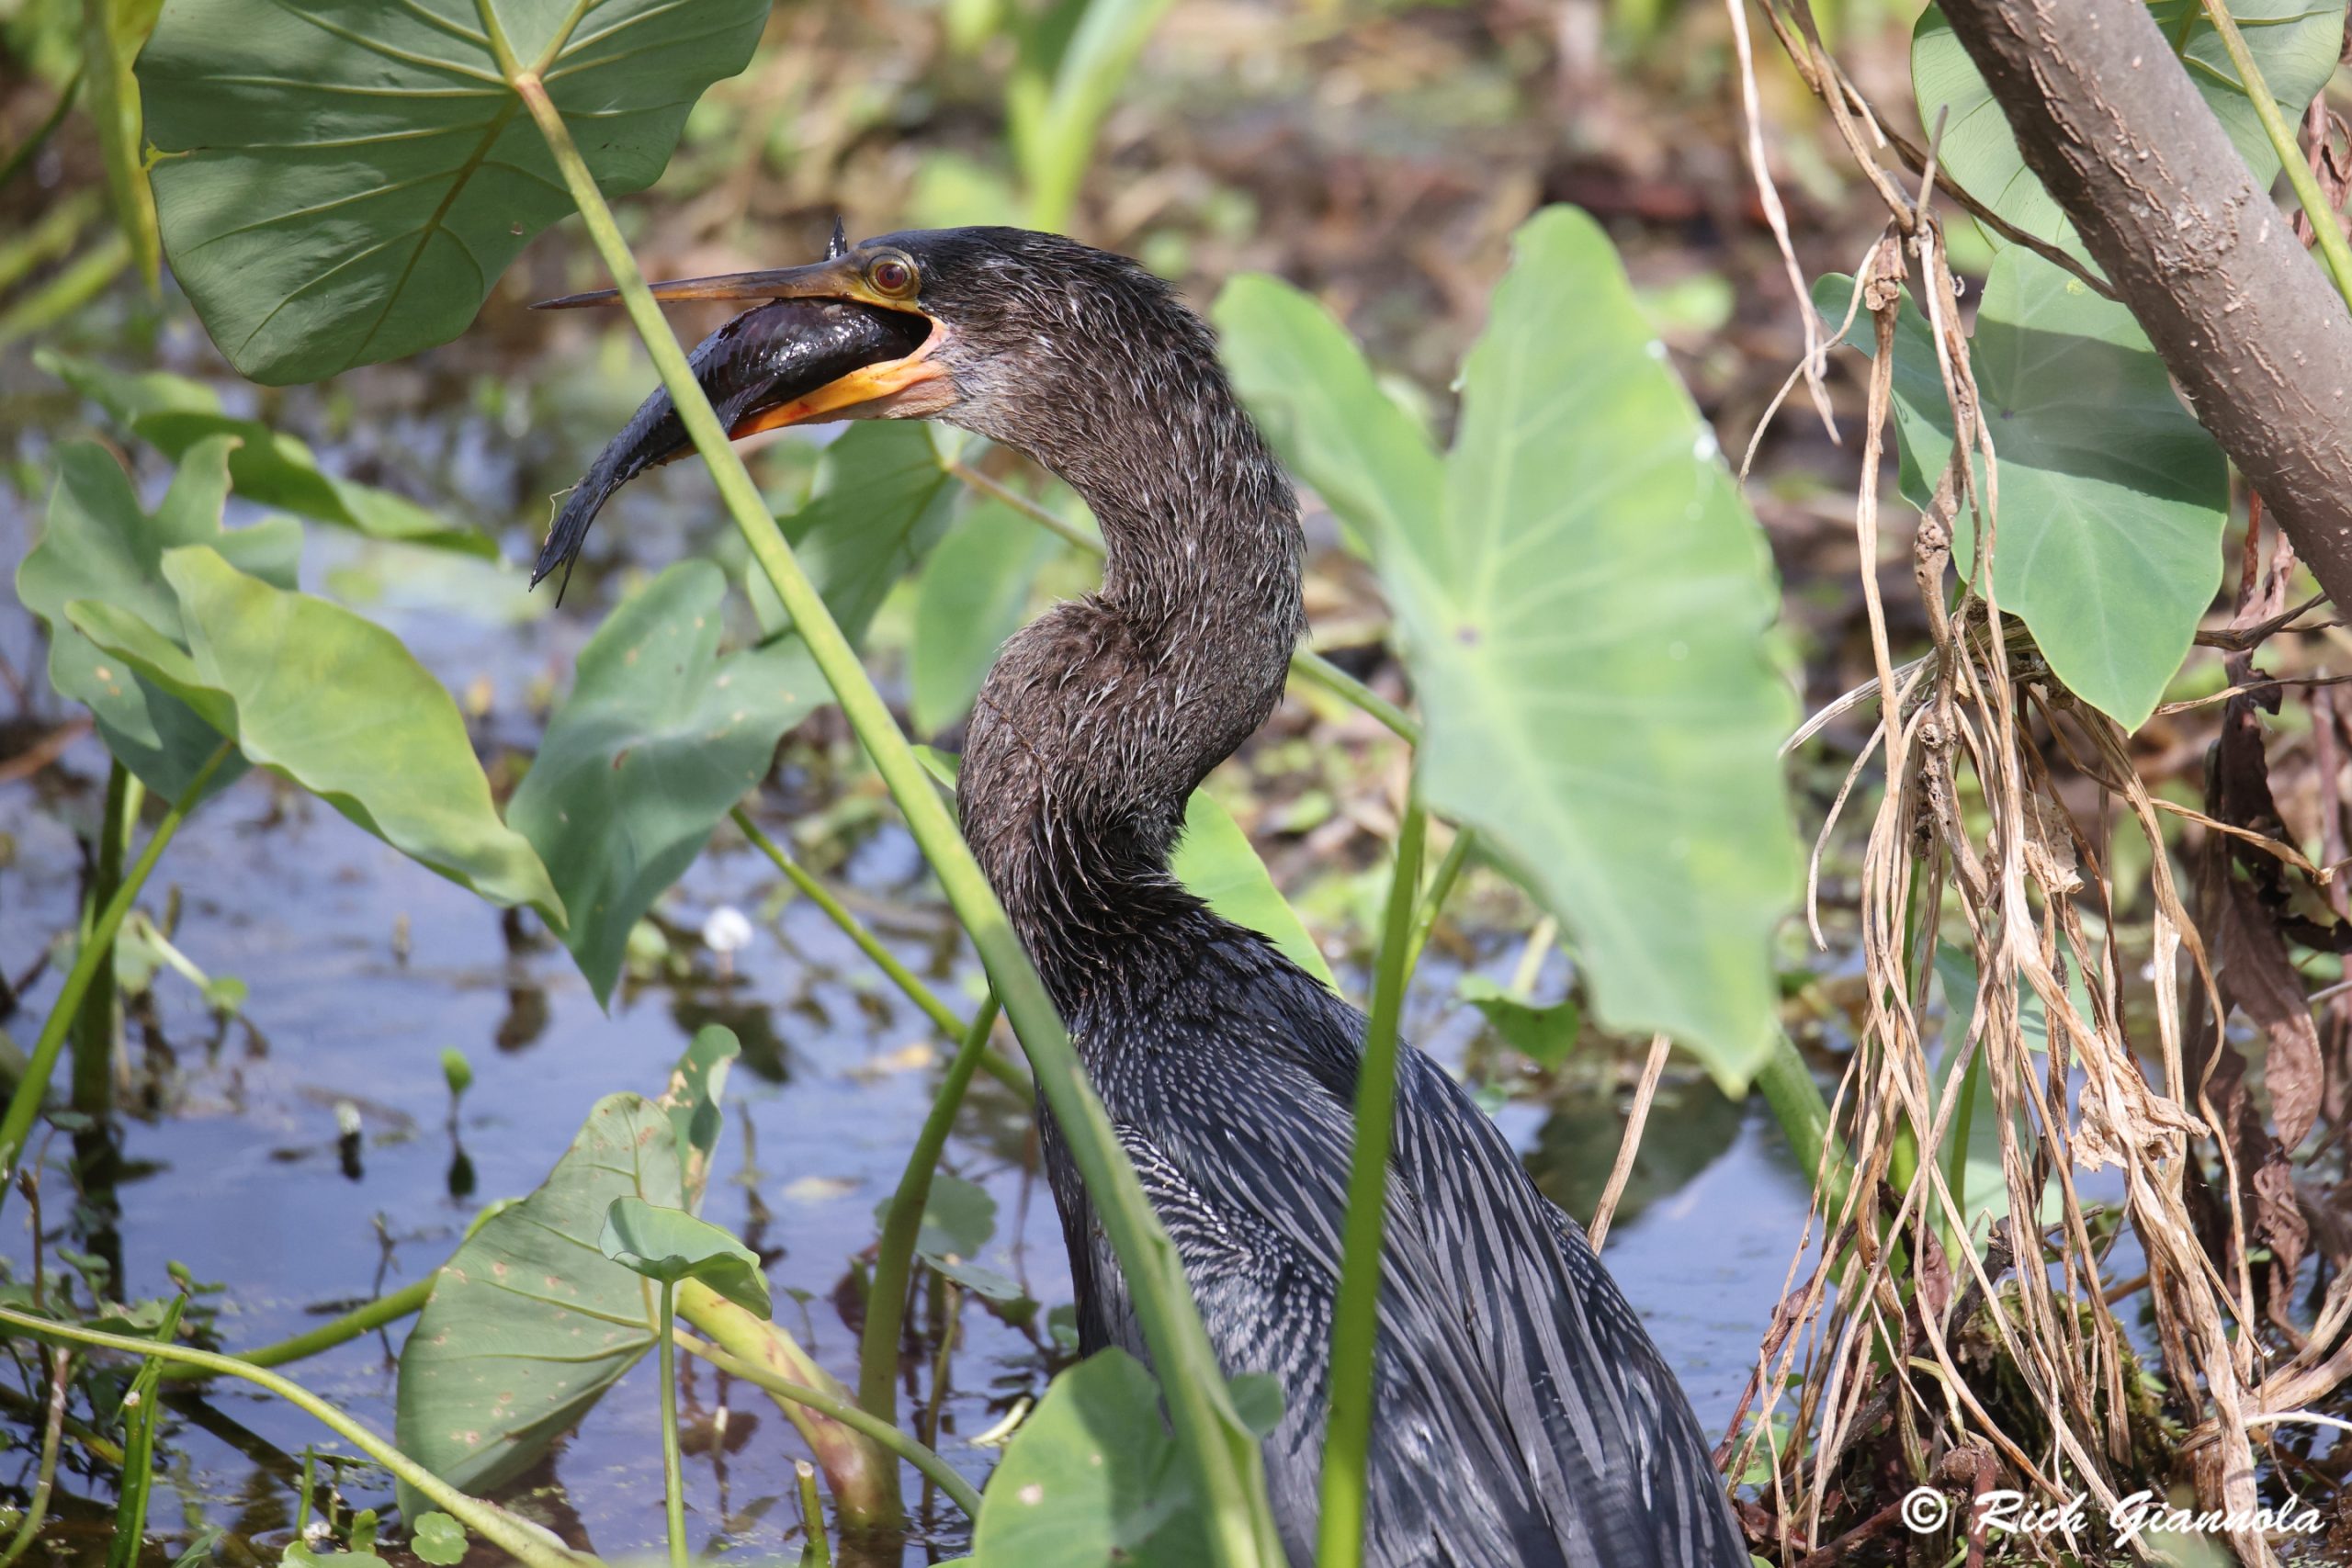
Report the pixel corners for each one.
[0,0,2347,1563]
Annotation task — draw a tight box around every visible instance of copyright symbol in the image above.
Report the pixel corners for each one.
[1901,1486,1951,1533]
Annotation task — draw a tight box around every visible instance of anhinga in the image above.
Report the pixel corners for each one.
[537,225,1749,1568]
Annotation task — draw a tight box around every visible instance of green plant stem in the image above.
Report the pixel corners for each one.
[674,1280,900,1528]
[944,458,1421,743]
[796,1461,832,1567]
[107,1292,184,1567]
[657,1280,687,1568]
[1754,1032,1834,1207]
[212,1277,434,1371]
[0,1380,121,1466]
[1315,804,1427,1568]
[0,741,230,1196]
[1405,826,1475,969]
[0,1349,68,1568]
[670,1326,983,1520]
[507,62,1279,1568]
[859,995,1002,1422]
[0,230,129,350]
[1286,650,1419,743]
[72,761,138,1118]
[730,807,1029,1104]
[0,69,81,195]
[2196,0,2352,310]
[0,1308,594,1568]
[943,458,1101,549]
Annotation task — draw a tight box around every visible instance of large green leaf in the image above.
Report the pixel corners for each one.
[136,0,768,384]
[1260,208,1796,1087]
[68,546,563,921]
[397,1095,677,1501]
[762,423,960,646]
[910,496,1059,736]
[1816,251,2228,728]
[395,1031,736,1507]
[1914,1,2344,256]
[36,350,492,553]
[1211,274,1440,556]
[970,1348,1208,1567]
[509,560,822,1004]
[16,439,300,801]
[599,1197,770,1316]
[1174,791,1337,989]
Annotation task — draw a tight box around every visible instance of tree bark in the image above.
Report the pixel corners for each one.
[1936,0,2352,612]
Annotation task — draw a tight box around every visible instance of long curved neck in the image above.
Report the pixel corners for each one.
[957,356,1304,1007]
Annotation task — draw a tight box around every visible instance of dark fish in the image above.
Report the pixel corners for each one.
[533,297,930,592]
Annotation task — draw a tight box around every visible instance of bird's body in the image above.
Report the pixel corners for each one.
[543,224,1749,1567]
[1038,918,1743,1567]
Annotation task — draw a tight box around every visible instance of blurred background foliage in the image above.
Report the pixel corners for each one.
[3,0,2349,1559]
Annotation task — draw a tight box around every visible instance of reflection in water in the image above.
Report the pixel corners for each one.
[1523,1073,1747,1228]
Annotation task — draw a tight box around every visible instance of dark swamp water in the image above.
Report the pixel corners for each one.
[0,310,1819,1564]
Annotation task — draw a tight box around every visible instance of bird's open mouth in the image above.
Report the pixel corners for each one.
[528,256,946,592]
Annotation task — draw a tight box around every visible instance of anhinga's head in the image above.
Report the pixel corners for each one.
[533,226,1246,589]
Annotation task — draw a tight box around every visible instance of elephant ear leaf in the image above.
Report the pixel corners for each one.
[69,546,563,923]
[16,437,297,803]
[136,0,771,384]
[509,561,821,1005]
[1385,209,1799,1089]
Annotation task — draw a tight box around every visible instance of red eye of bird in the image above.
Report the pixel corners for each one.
[871,258,914,295]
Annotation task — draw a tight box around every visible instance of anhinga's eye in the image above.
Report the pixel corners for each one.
[869,255,917,297]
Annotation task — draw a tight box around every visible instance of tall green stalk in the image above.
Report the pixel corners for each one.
[860,995,1002,1421]
[500,45,1278,1565]
[1315,804,1427,1568]
[71,761,139,1117]
[656,1280,687,1568]
[2197,0,2352,311]
[0,741,231,1197]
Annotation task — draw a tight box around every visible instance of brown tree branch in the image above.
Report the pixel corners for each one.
[1935,0,2352,614]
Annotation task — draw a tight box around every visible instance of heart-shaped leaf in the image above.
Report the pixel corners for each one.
[509,560,824,1003]
[397,1095,678,1503]
[1913,1,2344,256]
[137,0,768,383]
[394,1032,741,1509]
[16,438,299,801]
[1815,251,2228,728]
[599,1197,771,1317]
[68,546,563,921]
[971,1349,1208,1566]
[1220,209,1801,1088]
